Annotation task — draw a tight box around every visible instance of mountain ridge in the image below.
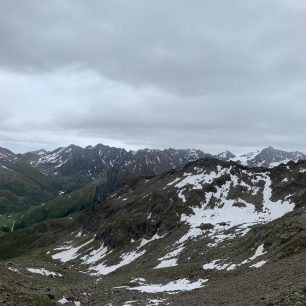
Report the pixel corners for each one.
[22,144,306,177]
[227,146,306,168]
[1,144,306,235]
[22,145,211,190]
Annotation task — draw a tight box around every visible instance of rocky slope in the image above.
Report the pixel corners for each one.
[0,158,305,305]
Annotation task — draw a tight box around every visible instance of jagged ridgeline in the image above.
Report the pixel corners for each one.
[0,157,305,305]
[23,144,210,187]
[24,145,306,182]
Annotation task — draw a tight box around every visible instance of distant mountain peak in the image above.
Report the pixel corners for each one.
[218,146,306,168]
[261,146,279,153]
[216,151,236,160]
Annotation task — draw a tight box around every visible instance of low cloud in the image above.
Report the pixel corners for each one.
[0,0,305,154]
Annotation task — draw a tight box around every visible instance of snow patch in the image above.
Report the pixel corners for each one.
[58,297,81,305]
[147,299,167,305]
[27,268,63,278]
[8,267,20,274]
[75,230,83,238]
[250,260,267,268]
[131,277,146,284]
[203,260,229,271]
[138,233,164,249]
[127,278,208,293]
[58,297,69,304]
[81,244,109,265]
[52,239,94,263]
[154,258,178,269]
[154,246,184,269]
[177,189,186,202]
[179,173,294,246]
[203,244,268,271]
[230,151,260,166]
[174,166,229,190]
[242,244,267,263]
[90,250,146,276]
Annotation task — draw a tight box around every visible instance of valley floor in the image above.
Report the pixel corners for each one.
[0,249,305,306]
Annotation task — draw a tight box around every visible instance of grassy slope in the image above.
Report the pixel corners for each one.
[0,218,75,260]
[0,214,14,237]
[14,179,103,230]
[0,161,63,214]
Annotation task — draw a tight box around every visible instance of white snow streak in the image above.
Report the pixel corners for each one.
[90,250,146,276]
[52,239,94,263]
[27,268,63,278]
[250,260,267,268]
[128,278,208,293]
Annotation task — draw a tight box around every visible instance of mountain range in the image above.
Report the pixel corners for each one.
[21,144,306,185]
[0,144,306,304]
[0,156,305,305]
[22,144,209,188]
[0,144,305,229]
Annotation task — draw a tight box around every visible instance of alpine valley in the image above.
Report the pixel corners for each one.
[0,144,305,306]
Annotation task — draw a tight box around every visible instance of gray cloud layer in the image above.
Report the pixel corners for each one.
[0,0,306,154]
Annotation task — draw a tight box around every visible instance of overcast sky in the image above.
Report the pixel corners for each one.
[1,0,306,154]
